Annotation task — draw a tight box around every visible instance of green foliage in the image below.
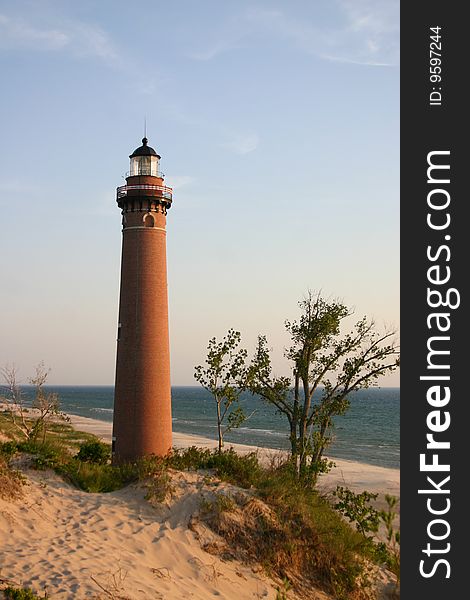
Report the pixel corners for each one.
[380,495,400,582]
[166,447,262,489]
[16,439,67,470]
[59,460,137,493]
[204,448,261,488]
[3,587,43,599]
[0,440,18,457]
[332,487,400,584]
[132,454,173,502]
[166,446,213,470]
[76,440,110,464]
[194,329,249,451]
[333,486,380,537]
[57,453,176,495]
[275,578,292,600]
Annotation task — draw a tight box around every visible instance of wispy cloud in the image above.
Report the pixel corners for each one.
[186,11,253,61]
[222,132,259,155]
[0,12,121,66]
[189,39,244,61]
[0,13,68,50]
[328,0,399,66]
[188,1,398,67]
[246,2,398,67]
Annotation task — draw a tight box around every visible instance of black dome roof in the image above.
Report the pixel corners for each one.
[129,137,160,159]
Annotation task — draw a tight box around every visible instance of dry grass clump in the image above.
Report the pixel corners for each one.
[0,455,26,500]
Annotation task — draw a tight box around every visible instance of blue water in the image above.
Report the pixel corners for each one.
[14,386,399,469]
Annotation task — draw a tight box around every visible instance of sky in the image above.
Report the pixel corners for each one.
[0,0,399,386]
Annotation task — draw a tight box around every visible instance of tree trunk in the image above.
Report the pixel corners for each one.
[289,422,297,460]
[298,375,310,478]
[216,400,223,452]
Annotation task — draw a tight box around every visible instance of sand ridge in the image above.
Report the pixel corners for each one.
[1,467,296,599]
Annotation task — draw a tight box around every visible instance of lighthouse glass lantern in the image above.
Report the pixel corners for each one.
[129,137,161,177]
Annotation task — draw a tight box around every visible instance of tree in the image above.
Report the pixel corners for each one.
[1,362,67,442]
[247,292,399,485]
[194,329,248,452]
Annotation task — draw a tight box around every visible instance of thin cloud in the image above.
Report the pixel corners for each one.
[188,1,398,67]
[0,13,68,50]
[0,12,121,66]
[320,53,394,68]
[71,22,119,62]
[222,132,259,155]
[189,39,244,61]
[336,0,399,65]
[246,2,398,67]
[186,11,256,61]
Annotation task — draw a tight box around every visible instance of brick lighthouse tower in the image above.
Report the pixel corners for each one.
[112,137,173,463]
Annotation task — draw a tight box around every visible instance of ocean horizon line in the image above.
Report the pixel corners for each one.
[21,384,401,390]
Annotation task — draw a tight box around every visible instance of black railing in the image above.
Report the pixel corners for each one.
[116,184,173,201]
[126,170,165,178]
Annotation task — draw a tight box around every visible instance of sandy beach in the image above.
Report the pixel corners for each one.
[0,412,399,599]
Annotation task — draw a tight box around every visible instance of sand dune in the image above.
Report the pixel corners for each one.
[1,466,302,599]
[0,413,399,599]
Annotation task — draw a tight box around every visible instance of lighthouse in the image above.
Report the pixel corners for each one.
[112,138,173,463]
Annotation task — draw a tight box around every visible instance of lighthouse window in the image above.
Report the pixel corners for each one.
[143,214,155,228]
[129,154,160,176]
[140,156,151,174]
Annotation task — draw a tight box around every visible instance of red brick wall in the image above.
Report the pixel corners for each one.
[113,205,172,463]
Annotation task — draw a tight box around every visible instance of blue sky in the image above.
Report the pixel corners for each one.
[0,0,399,385]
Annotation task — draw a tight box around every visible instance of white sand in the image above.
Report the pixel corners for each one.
[1,468,306,599]
[0,411,399,599]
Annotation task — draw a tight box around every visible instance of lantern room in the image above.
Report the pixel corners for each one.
[128,137,161,177]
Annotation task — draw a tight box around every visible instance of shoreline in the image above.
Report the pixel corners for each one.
[69,413,400,502]
[0,403,399,501]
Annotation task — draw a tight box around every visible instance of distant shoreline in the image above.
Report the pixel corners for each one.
[8,385,400,470]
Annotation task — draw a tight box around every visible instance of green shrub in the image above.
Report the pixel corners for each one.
[380,495,400,582]
[3,587,41,599]
[332,486,380,537]
[0,440,18,457]
[167,447,262,488]
[59,460,136,493]
[167,446,213,470]
[15,439,66,470]
[76,440,110,464]
[206,449,262,488]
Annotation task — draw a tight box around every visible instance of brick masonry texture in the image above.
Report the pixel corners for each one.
[112,176,172,463]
